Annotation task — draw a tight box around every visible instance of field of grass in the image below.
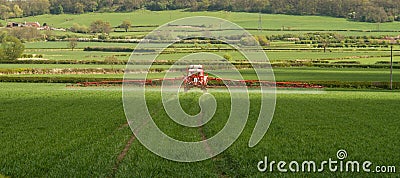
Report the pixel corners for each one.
[22,40,400,65]
[23,50,130,61]
[155,50,398,62]
[0,83,399,177]
[3,10,400,41]
[6,10,400,33]
[20,49,398,64]
[24,41,138,49]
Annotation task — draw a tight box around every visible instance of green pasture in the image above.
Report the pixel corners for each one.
[24,41,137,49]
[8,10,400,32]
[22,40,399,64]
[330,57,400,65]
[23,50,131,61]
[0,83,398,177]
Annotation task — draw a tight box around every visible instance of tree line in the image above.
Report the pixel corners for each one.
[0,0,399,23]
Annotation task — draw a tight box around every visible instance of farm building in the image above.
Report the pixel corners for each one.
[6,21,41,28]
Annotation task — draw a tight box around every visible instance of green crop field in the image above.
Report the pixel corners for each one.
[0,83,399,177]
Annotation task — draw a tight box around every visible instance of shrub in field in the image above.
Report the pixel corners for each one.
[70,23,89,33]
[98,33,109,40]
[255,35,270,46]
[223,53,232,61]
[240,36,257,46]
[104,55,121,64]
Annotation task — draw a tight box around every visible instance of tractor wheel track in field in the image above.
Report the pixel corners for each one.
[109,108,159,177]
[197,112,230,178]
[110,134,136,178]
[111,107,228,177]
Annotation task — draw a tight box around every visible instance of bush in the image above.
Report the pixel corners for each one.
[223,53,232,61]
[70,23,89,33]
[104,55,121,64]
[255,35,270,46]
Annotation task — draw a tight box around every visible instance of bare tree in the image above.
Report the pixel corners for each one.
[67,38,78,51]
[120,20,132,32]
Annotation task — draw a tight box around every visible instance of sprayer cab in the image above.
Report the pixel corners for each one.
[184,65,208,92]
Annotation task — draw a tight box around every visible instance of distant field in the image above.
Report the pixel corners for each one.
[156,50,396,62]
[23,50,131,61]
[0,64,124,69]
[6,10,400,34]
[224,68,400,82]
[0,83,399,177]
[22,41,399,64]
[25,42,138,49]
[330,57,400,65]
[251,30,400,37]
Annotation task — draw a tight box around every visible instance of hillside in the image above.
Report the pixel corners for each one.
[3,10,400,33]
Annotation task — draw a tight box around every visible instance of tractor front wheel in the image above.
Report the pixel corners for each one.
[201,86,208,93]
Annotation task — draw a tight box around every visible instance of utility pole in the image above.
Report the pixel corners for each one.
[390,45,393,90]
[377,22,380,32]
[258,12,262,32]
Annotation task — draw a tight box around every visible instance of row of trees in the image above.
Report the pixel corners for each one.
[70,20,112,34]
[0,0,399,23]
[70,20,131,34]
